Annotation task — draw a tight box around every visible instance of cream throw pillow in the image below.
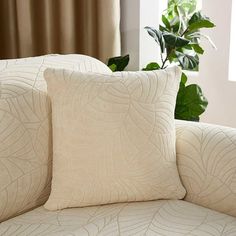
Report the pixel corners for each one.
[44,66,186,210]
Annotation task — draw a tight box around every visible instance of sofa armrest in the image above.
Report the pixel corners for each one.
[0,54,111,222]
[176,120,236,217]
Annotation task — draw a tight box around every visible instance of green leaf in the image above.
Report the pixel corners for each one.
[176,5,188,34]
[172,21,181,33]
[191,44,204,54]
[145,26,166,53]
[177,5,188,17]
[108,64,117,72]
[187,32,217,49]
[188,11,215,31]
[142,62,160,71]
[186,1,197,14]
[199,34,217,49]
[163,32,190,48]
[107,55,129,71]
[175,84,208,121]
[175,51,199,70]
[181,72,188,85]
[162,15,171,30]
[159,25,169,32]
[168,50,178,63]
[182,44,192,50]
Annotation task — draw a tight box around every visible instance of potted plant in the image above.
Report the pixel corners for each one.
[108,0,215,122]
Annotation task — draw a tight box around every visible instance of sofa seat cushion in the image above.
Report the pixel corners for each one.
[1,200,236,236]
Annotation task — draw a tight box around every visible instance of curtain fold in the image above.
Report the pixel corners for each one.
[0,0,120,62]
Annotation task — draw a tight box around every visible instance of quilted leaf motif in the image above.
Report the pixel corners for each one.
[0,54,111,222]
[1,200,236,235]
[176,120,236,217]
[44,67,186,211]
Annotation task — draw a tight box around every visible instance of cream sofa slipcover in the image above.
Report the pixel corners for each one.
[0,54,236,236]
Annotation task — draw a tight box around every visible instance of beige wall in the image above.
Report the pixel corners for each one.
[120,0,165,70]
[198,0,236,128]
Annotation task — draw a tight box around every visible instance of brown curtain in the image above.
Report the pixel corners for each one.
[0,0,121,62]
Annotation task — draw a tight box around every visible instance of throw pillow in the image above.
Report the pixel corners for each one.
[44,66,186,210]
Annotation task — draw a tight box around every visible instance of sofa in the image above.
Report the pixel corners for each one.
[0,54,236,236]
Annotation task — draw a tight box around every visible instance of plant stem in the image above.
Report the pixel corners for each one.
[161,48,173,69]
[161,56,168,69]
[160,52,164,65]
[181,27,189,37]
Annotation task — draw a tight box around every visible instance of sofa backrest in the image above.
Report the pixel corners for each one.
[0,54,111,222]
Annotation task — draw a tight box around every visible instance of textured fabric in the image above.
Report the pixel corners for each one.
[1,200,236,235]
[176,120,236,217]
[0,54,111,223]
[0,0,120,62]
[44,66,185,210]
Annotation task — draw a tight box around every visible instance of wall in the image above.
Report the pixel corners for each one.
[198,0,236,128]
[120,0,140,70]
[120,0,167,70]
